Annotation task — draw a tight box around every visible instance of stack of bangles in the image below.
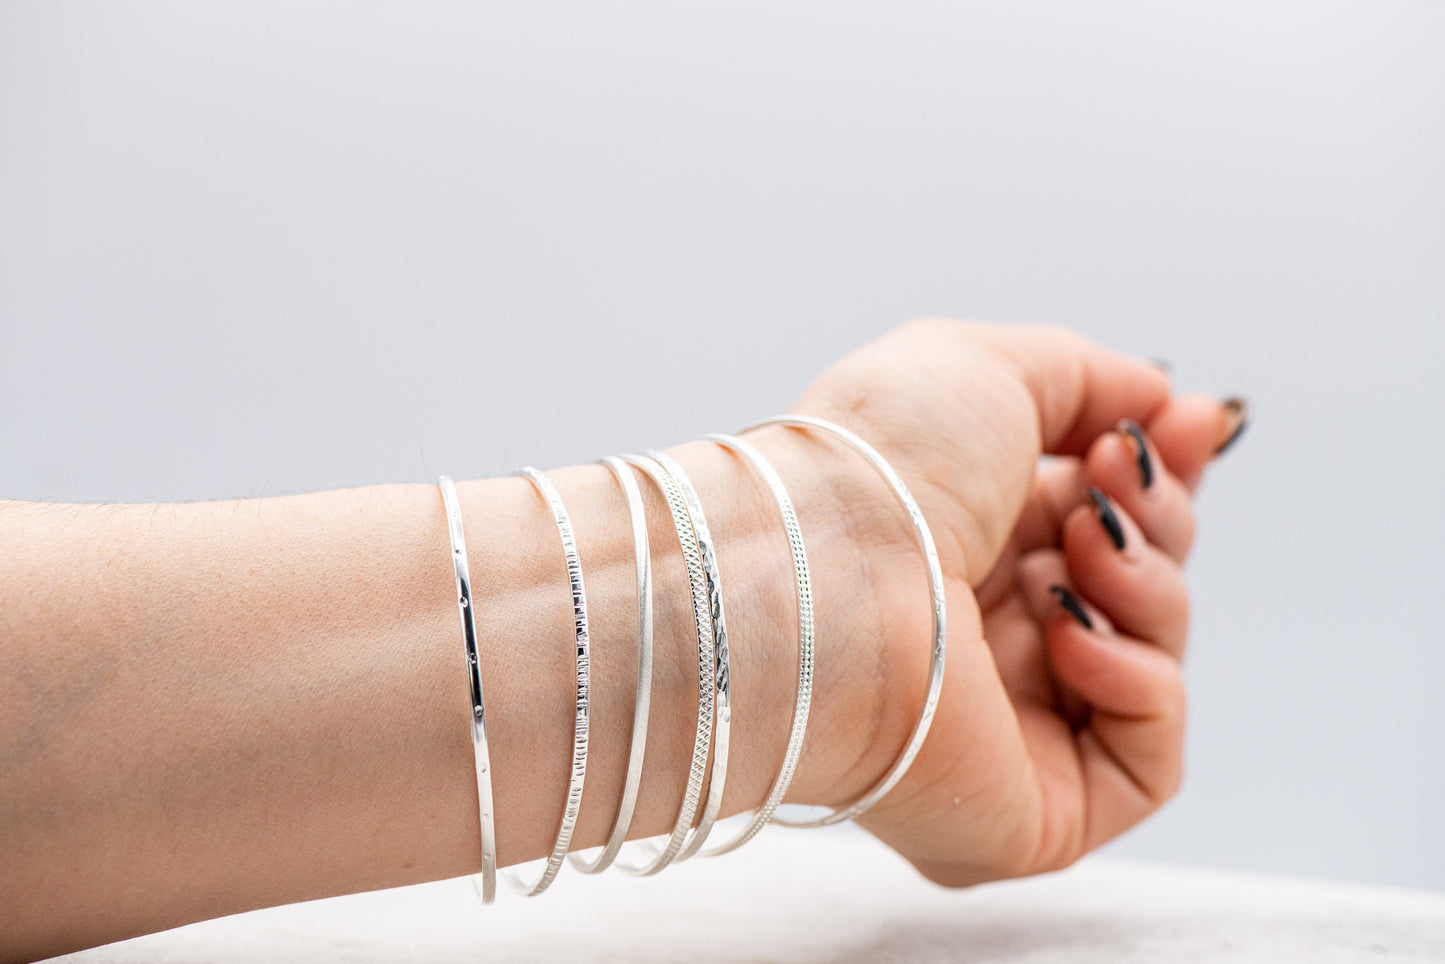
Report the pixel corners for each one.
[437,415,947,902]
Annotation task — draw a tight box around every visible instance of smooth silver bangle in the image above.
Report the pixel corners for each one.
[644,448,732,862]
[568,456,653,875]
[438,476,498,904]
[613,453,715,876]
[504,467,591,896]
[696,432,815,857]
[742,415,947,828]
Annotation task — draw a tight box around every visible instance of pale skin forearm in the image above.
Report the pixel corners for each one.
[1,320,1234,963]
[0,426,907,961]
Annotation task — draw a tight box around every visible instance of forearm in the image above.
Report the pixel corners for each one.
[0,426,907,960]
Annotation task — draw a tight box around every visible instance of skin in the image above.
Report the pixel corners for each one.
[0,320,1244,962]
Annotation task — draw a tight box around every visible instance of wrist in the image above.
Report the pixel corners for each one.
[665,423,931,813]
[458,419,930,865]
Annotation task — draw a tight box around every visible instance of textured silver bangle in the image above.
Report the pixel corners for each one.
[504,467,591,896]
[437,476,498,904]
[696,432,814,857]
[612,453,715,877]
[568,456,653,875]
[742,415,947,828]
[644,448,732,862]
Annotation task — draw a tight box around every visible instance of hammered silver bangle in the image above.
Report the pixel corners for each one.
[643,448,733,862]
[437,476,498,904]
[568,456,653,875]
[696,432,814,857]
[742,415,947,828]
[613,453,715,876]
[504,467,591,896]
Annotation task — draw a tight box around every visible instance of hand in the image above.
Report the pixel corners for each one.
[774,319,1244,885]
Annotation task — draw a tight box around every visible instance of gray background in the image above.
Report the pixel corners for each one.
[2,1,1441,890]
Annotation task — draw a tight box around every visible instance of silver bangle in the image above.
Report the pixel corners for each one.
[696,433,815,857]
[504,467,591,896]
[644,448,732,862]
[742,415,947,827]
[568,456,653,875]
[437,476,498,904]
[612,453,715,876]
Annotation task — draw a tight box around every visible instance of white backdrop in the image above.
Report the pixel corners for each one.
[2,1,1442,890]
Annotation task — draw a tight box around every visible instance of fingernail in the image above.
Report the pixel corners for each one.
[1215,397,1250,456]
[1151,358,1172,373]
[1086,487,1127,551]
[1116,419,1155,490]
[1050,585,1094,630]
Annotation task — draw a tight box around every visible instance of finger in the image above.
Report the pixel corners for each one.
[1014,547,1107,729]
[975,457,1084,611]
[1145,393,1250,492]
[1044,602,1187,850]
[979,584,1062,711]
[1083,424,1196,564]
[1011,418,1197,566]
[964,322,1173,457]
[1017,547,1111,636]
[1061,490,1190,660]
[1006,456,1083,558]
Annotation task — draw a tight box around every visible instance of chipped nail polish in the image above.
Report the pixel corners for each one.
[1086,487,1127,551]
[1117,419,1155,490]
[1215,397,1250,456]
[1050,585,1094,630]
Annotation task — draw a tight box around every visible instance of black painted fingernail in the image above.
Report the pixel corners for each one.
[1086,487,1127,551]
[1215,396,1250,456]
[1116,419,1155,490]
[1050,585,1094,630]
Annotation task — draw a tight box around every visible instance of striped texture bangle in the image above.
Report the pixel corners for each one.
[503,467,592,896]
[568,456,654,875]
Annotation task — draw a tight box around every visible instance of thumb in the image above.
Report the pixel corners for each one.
[965,322,1172,456]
